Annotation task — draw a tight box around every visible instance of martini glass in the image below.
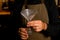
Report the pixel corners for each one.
[21,9,37,35]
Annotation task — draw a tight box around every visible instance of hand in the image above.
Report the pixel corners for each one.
[18,28,29,40]
[27,20,47,32]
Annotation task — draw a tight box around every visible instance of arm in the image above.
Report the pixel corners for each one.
[10,0,25,28]
[44,0,59,24]
[42,0,60,37]
[45,24,60,37]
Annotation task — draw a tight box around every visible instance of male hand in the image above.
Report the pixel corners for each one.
[27,20,47,32]
[19,28,29,40]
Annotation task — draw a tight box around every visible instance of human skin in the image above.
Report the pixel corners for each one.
[19,20,47,40]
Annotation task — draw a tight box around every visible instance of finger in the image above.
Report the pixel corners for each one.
[27,23,40,27]
[20,31,28,35]
[21,36,28,39]
[27,20,42,27]
[31,23,43,32]
[20,31,28,39]
[21,33,28,40]
[18,28,28,36]
[34,26,43,32]
[19,28,27,30]
[21,37,28,40]
[20,32,28,37]
[19,28,27,32]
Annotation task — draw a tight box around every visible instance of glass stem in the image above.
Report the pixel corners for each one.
[27,27,32,35]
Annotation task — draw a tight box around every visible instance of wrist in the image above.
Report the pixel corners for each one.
[43,23,47,30]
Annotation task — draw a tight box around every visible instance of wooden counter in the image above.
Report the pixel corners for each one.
[0,11,10,15]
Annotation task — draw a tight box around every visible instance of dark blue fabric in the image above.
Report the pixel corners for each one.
[27,0,41,4]
[44,0,59,24]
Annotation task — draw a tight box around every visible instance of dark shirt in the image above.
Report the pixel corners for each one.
[44,0,60,36]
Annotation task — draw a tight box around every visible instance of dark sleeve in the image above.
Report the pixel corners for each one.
[45,24,60,37]
[15,0,26,28]
[44,0,59,24]
[42,0,60,37]
[14,0,25,12]
[8,0,25,28]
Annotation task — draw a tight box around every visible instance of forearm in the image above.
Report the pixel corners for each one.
[45,23,60,37]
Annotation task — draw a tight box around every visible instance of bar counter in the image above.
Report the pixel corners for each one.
[0,11,10,15]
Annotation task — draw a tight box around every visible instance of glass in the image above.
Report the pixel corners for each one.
[21,9,37,35]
